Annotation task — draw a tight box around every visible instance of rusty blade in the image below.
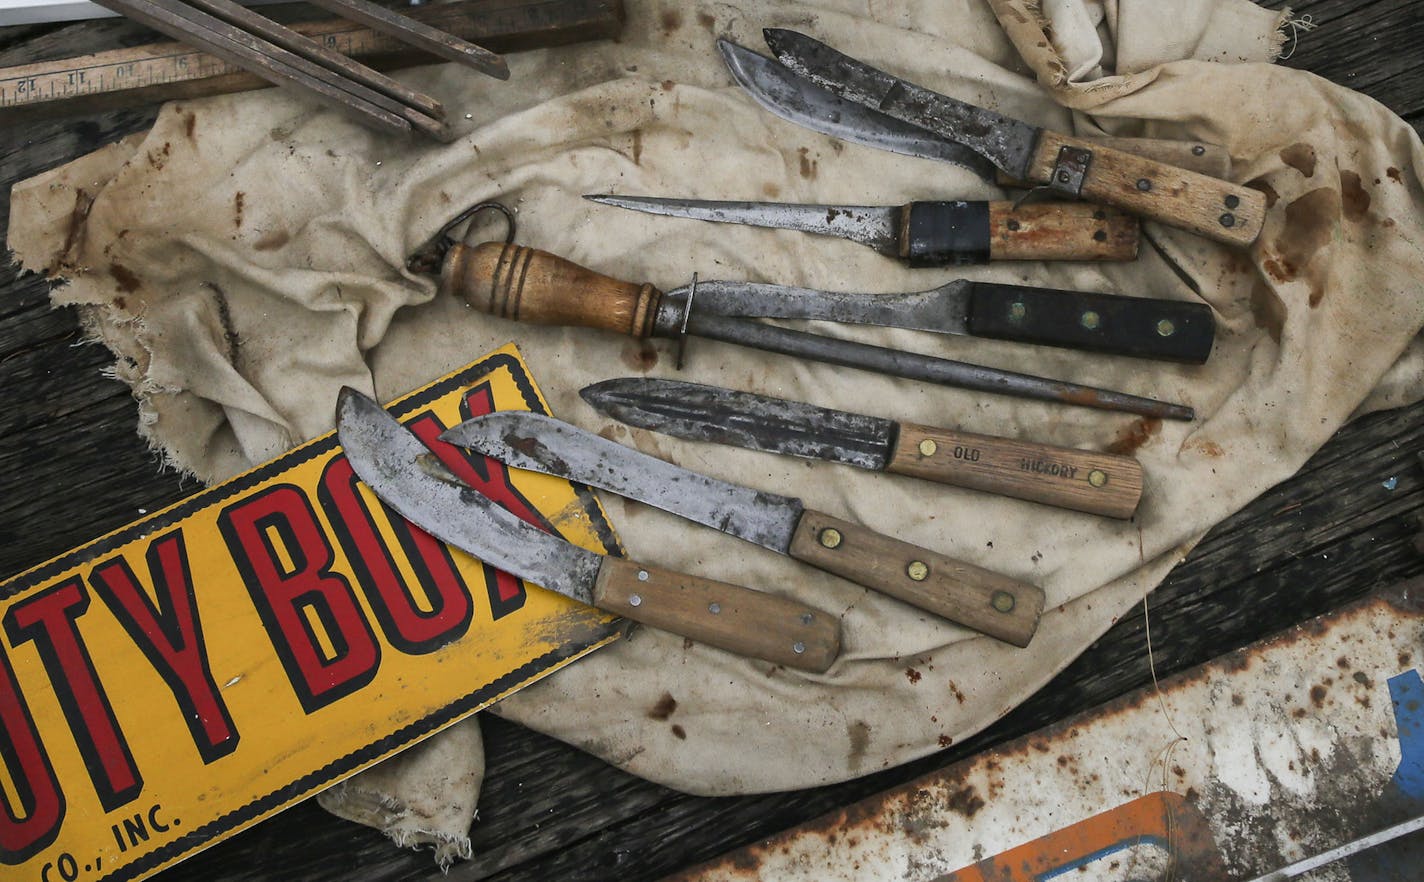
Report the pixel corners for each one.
[306,0,509,80]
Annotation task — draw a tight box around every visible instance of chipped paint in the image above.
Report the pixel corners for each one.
[670,580,1424,881]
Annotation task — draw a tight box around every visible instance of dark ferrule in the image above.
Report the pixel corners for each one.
[897,201,991,267]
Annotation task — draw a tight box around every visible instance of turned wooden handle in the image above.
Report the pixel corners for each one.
[439,241,663,337]
[787,510,1043,646]
[1024,132,1264,246]
[887,423,1143,519]
[592,556,841,672]
[986,201,1138,261]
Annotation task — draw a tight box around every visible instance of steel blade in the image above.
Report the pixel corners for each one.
[584,194,900,255]
[335,389,602,604]
[439,412,804,555]
[684,278,971,336]
[718,38,996,178]
[580,378,895,471]
[763,28,1041,180]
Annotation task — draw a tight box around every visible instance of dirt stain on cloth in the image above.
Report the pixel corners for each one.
[1280,143,1317,177]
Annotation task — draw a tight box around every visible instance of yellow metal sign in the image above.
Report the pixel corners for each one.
[0,344,622,882]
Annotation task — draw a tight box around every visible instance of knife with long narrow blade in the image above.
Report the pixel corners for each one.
[584,194,1140,264]
[439,411,1046,646]
[438,240,1197,419]
[581,378,1144,519]
[334,388,840,671]
[761,29,1265,247]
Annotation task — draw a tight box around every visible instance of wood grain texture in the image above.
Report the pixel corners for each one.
[986,201,1139,261]
[592,556,841,672]
[441,241,662,337]
[886,422,1143,519]
[1026,131,1266,246]
[994,136,1231,186]
[787,509,1044,646]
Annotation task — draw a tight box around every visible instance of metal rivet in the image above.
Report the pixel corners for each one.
[792,641,806,654]
[1008,301,1026,322]
[708,602,721,614]
[1157,318,1176,337]
[991,591,1016,613]
[1220,213,1236,228]
[1225,194,1240,209]
[629,593,643,607]
[918,439,938,457]
[1057,170,1071,183]
[1006,219,1021,231]
[1192,145,1206,156]
[800,613,814,625]
[906,561,929,581]
[1088,469,1108,488]
[1093,210,1106,220]
[1080,310,1101,330]
[1136,178,1152,191]
[1093,230,1107,242]
[819,528,842,549]
[637,569,649,581]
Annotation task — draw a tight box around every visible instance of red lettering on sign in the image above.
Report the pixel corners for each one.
[0,643,64,864]
[218,485,380,713]
[90,529,240,763]
[3,579,141,812]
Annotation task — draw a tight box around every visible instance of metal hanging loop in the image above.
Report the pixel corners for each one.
[406,201,517,275]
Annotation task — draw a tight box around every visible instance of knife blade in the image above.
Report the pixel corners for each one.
[690,277,1214,364]
[438,239,1197,419]
[439,411,1046,646]
[761,29,1265,247]
[584,194,1141,264]
[581,378,1144,519]
[334,388,840,671]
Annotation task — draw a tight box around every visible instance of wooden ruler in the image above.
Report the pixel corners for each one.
[0,0,623,119]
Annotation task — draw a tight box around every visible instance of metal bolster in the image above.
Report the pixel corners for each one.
[1047,145,1093,198]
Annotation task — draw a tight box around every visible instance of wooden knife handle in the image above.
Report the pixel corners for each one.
[787,510,1043,646]
[440,241,662,337]
[964,282,1215,363]
[887,423,1143,519]
[1025,132,1264,247]
[592,556,841,672]
[996,137,1230,186]
[987,201,1139,262]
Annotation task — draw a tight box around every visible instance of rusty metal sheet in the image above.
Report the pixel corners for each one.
[669,580,1424,881]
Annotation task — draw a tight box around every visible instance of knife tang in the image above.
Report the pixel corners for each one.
[897,200,1137,264]
[886,423,1143,519]
[593,556,840,671]
[1024,131,1264,246]
[788,509,1042,646]
[963,282,1215,363]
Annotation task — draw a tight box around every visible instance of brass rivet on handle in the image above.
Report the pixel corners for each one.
[1088,469,1108,488]
[906,561,929,581]
[819,528,843,549]
[1157,319,1176,337]
[991,591,1016,613]
[1080,310,1101,330]
[918,439,938,457]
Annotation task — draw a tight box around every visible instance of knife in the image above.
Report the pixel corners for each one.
[717,39,1232,184]
[761,29,1265,247]
[581,378,1144,519]
[335,388,841,672]
[438,238,1197,419]
[439,411,1046,645]
[585,195,1141,264]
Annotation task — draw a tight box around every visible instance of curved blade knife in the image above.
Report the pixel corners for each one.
[334,388,840,671]
[761,29,1265,247]
[439,411,1046,646]
[584,194,1141,264]
[581,378,1144,518]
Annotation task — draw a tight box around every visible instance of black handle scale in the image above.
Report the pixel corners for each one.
[897,201,990,267]
[965,283,1215,363]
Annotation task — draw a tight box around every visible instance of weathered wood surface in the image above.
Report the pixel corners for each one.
[1,0,1421,879]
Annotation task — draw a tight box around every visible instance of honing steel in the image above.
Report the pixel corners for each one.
[436,239,1196,420]
[440,411,1046,645]
[581,378,1144,519]
[585,195,1140,264]
[335,389,840,671]
[718,38,1232,186]
[760,30,1264,246]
